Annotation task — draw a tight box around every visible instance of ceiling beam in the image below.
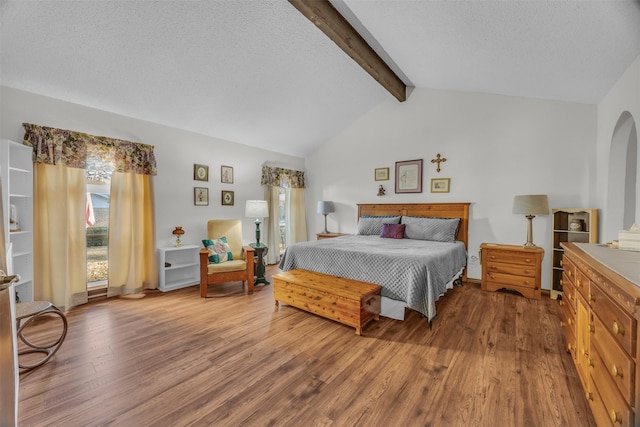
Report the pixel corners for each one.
[288,0,407,102]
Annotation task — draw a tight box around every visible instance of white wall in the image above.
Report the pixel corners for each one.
[597,54,640,242]
[0,86,305,249]
[305,87,597,285]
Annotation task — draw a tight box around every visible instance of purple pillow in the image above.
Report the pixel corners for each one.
[380,223,405,239]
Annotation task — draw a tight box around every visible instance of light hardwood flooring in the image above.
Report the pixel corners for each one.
[17,267,596,426]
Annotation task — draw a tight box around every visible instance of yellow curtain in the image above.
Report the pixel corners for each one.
[264,185,281,264]
[107,172,158,296]
[33,163,87,310]
[286,187,307,245]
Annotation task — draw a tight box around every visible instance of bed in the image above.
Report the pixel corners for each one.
[278,202,470,322]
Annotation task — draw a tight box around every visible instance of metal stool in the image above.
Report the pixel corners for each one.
[16,301,67,372]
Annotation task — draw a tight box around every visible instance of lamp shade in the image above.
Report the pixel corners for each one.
[317,201,335,215]
[513,195,549,216]
[245,200,269,218]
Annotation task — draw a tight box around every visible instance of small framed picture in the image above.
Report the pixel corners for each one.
[194,187,209,205]
[194,164,208,181]
[395,159,423,193]
[374,167,389,181]
[430,178,451,193]
[221,190,234,206]
[221,165,234,184]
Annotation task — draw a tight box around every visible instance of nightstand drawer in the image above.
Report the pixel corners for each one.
[486,261,536,277]
[484,249,540,266]
[486,272,538,290]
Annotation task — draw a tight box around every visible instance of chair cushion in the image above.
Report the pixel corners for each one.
[207,259,247,274]
[208,219,243,260]
[203,237,234,263]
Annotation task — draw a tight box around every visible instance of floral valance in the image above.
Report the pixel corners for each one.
[261,165,305,189]
[22,123,157,176]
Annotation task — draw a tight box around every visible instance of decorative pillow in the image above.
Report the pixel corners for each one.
[202,237,234,263]
[356,216,401,235]
[380,223,405,239]
[400,216,460,242]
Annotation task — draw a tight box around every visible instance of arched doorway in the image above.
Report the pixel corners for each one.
[605,111,638,240]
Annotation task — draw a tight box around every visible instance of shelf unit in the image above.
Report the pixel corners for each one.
[550,208,598,299]
[0,139,34,302]
[158,245,200,292]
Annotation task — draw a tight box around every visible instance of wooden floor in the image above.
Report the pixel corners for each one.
[17,266,596,427]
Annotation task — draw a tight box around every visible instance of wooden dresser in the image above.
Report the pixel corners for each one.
[480,243,544,299]
[561,243,640,427]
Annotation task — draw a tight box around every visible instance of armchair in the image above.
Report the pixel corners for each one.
[200,219,255,297]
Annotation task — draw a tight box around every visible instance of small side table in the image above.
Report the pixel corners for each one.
[250,243,270,285]
[16,301,68,372]
[316,233,346,240]
[480,243,544,299]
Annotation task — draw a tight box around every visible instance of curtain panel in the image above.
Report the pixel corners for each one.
[22,123,157,175]
[261,166,306,189]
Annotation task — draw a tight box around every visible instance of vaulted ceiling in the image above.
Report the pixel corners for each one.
[2,1,640,157]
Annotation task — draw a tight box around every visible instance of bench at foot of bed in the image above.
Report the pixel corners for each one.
[273,269,381,336]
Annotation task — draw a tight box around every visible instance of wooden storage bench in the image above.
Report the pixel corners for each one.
[273,269,381,335]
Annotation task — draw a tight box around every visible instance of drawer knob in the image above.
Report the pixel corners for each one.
[585,391,593,401]
[611,365,623,378]
[587,324,594,333]
[589,293,595,302]
[560,259,563,267]
[490,255,496,260]
[559,300,564,307]
[523,269,531,274]
[525,258,532,263]
[568,270,572,277]
[587,357,594,367]
[576,279,581,287]
[610,409,622,424]
[612,321,624,335]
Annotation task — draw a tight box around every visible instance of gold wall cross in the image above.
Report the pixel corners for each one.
[430,153,447,173]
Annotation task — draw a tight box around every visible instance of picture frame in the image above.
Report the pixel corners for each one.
[374,167,389,181]
[194,164,209,182]
[221,190,234,206]
[221,165,234,184]
[194,187,209,205]
[430,178,451,193]
[395,159,423,193]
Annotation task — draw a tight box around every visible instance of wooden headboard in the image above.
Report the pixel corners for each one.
[357,203,471,250]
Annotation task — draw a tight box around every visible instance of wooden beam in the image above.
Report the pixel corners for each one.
[288,0,407,102]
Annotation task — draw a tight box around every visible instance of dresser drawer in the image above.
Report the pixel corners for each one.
[563,256,576,285]
[562,274,577,313]
[485,249,539,266]
[575,269,590,301]
[590,283,636,357]
[561,301,577,358]
[591,314,635,406]
[486,261,536,277]
[590,351,634,427]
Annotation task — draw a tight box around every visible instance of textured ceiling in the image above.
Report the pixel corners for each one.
[1,1,640,157]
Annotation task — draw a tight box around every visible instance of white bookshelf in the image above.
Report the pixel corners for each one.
[1,139,34,302]
[158,245,200,292]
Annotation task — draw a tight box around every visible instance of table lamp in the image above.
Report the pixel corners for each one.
[245,200,269,247]
[513,195,549,247]
[317,201,335,234]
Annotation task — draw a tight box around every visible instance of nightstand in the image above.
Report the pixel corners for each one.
[250,243,269,285]
[316,232,346,240]
[480,243,544,299]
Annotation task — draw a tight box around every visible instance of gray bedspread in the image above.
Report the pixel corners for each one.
[278,235,467,320]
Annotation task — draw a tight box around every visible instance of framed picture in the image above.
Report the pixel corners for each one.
[221,190,234,206]
[221,165,233,184]
[374,167,389,181]
[194,164,209,181]
[395,159,423,193]
[431,178,451,193]
[194,187,209,205]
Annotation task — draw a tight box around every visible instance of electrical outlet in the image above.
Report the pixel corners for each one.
[468,255,479,266]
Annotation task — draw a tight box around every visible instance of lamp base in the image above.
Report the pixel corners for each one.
[322,213,330,234]
[522,215,538,247]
